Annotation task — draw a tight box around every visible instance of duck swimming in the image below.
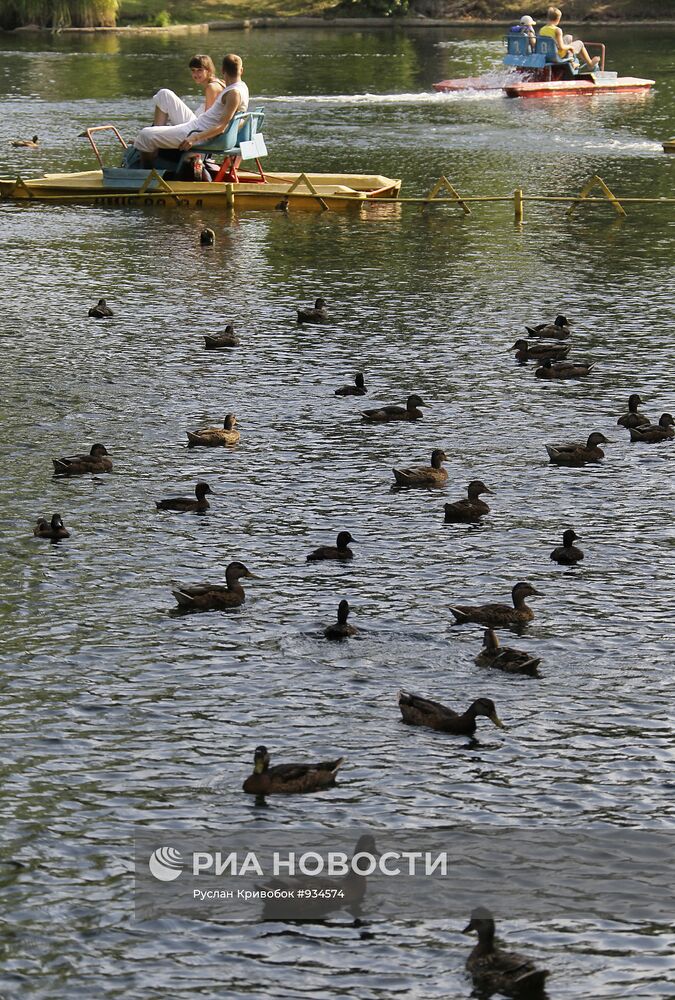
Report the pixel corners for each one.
[617,393,650,428]
[88,298,113,318]
[307,531,356,562]
[464,907,550,996]
[362,394,426,423]
[511,339,570,363]
[550,529,584,565]
[204,324,240,349]
[186,414,240,447]
[444,480,493,523]
[172,560,257,610]
[199,228,215,246]
[33,514,70,540]
[525,314,571,339]
[545,431,609,466]
[53,443,112,476]
[335,373,366,396]
[475,630,541,676]
[398,692,504,736]
[324,599,357,640]
[10,135,39,148]
[393,448,448,488]
[297,297,328,325]
[242,745,344,795]
[629,412,674,443]
[535,358,595,379]
[156,481,213,512]
[450,582,541,627]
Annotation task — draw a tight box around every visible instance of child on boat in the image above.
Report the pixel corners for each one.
[509,15,537,51]
[539,7,601,71]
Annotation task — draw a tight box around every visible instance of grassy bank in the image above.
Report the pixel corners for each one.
[116,0,674,24]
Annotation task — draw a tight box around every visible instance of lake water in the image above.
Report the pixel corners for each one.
[0,23,674,1000]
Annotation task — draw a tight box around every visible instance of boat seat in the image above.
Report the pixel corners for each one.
[535,36,577,68]
[175,108,266,183]
[503,35,546,69]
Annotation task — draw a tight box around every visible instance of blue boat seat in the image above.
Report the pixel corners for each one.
[503,34,546,69]
[175,108,266,182]
[535,36,576,67]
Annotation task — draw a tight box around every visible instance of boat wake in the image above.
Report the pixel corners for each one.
[262,89,504,105]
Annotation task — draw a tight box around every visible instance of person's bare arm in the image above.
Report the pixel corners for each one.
[179,89,241,150]
[203,81,223,112]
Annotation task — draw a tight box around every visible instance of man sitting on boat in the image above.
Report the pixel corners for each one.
[539,7,600,71]
[132,53,249,168]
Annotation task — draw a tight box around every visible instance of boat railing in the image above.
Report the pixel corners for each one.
[78,124,127,167]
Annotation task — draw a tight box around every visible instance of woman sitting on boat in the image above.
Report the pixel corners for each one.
[132,53,249,168]
[150,54,224,128]
[539,7,600,71]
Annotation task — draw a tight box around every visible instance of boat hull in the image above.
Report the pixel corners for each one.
[504,77,654,98]
[0,169,402,211]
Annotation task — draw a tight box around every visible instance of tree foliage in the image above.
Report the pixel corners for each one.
[0,0,119,28]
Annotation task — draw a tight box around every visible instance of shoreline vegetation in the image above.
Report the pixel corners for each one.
[1,0,673,30]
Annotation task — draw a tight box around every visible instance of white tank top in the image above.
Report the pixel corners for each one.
[192,81,249,132]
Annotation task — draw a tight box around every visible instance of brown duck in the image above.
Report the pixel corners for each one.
[617,393,650,428]
[629,412,674,443]
[297,297,328,325]
[335,373,366,396]
[10,135,39,148]
[324,599,357,640]
[551,529,584,565]
[172,560,257,610]
[398,692,504,735]
[53,443,112,475]
[362,394,426,423]
[535,358,595,379]
[511,339,570,363]
[464,907,550,996]
[444,480,493,523]
[450,582,541,627]
[545,432,609,466]
[393,448,448,488]
[475,629,541,676]
[525,314,571,339]
[88,298,113,318]
[242,745,344,795]
[156,481,213,512]
[186,414,240,447]
[33,514,70,540]
[204,324,240,349]
[307,531,356,562]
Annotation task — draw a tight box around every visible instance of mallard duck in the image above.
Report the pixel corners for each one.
[204,325,240,349]
[199,228,215,246]
[629,412,674,443]
[475,630,541,676]
[324,599,357,640]
[398,692,504,735]
[545,431,609,466]
[535,358,595,379]
[511,339,570,363]
[257,834,375,921]
[335,373,366,396]
[33,514,70,540]
[464,907,550,995]
[156,481,213,512]
[393,448,448,488]
[617,393,650,428]
[450,582,541,627]
[551,528,584,565]
[444,480,493,523]
[53,443,112,476]
[362,394,426,423]
[172,560,257,610]
[525,314,571,339]
[242,745,344,795]
[10,135,39,148]
[88,298,113,318]
[297,297,328,325]
[186,414,240,447]
[307,531,356,562]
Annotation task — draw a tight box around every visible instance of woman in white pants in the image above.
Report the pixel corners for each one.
[151,54,224,128]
